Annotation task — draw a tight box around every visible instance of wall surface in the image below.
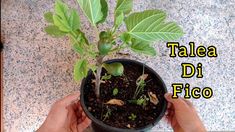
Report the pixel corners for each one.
[1,0,235,131]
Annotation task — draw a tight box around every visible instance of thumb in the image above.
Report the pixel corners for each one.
[61,92,80,106]
[164,93,188,109]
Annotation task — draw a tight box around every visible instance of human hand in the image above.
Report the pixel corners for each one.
[37,93,91,132]
[164,93,206,132]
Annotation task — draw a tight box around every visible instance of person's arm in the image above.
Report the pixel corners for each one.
[164,93,206,132]
[37,93,91,132]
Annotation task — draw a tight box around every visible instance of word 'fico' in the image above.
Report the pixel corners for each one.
[167,42,217,99]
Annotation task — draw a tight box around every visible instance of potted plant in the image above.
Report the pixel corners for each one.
[44,0,183,131]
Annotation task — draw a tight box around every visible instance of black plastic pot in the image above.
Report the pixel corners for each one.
[80,59,168,132]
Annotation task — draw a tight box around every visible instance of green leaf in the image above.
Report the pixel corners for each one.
[114,0,132,28]
[55,0,69,20]
[115,0,133,15]
[72,43,84,54]
[125,10,184,42]
[97,0,108,24]
[114,12,124,27]
[136,98,145,105]
[101,73,112,80]
[44,12,54,23]
[120,32,131,44]
[131,39,156,56]
[44,25,66,37]
[69,9,80,30]
[76,0,103,26]
[53,15,70,32]
[103,62,124,76]
[73,30,89,45]
[53,0,71,32]
[74,59,88,81]
[113,88,119,96]
[53,0,80,32]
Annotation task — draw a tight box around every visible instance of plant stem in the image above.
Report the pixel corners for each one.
[95,55,104,98]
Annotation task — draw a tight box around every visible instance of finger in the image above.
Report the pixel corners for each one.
[71,121,78,132]
[182,98,193,107]
[165,110,174,125]
[61,92,80,106]
[167,102,172,109]
[77,117,91,131]
[164,93,189,110]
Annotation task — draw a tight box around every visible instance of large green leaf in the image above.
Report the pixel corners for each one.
[131,39,156,56]
[103,62,124,76]
[125,10,184,42]
[115,0,133,15]
[76,0,103,26]
[74,59,88,81]
[44,25,66,37]
[97,0,108,24]
[44,12,54,23]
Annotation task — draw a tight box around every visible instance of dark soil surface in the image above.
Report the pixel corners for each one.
[83,62,166,129]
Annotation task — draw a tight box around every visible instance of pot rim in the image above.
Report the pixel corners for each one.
[80,59,168,132]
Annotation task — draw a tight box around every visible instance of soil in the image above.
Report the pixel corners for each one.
[83,62,165,129]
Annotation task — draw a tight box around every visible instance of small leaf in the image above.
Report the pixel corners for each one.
[44,25,66,37]
[105,99,124,106]
[131,39,156,56]
[74,59,88,81]
[72,43,84,54]
[69,9,80,30]
[101,73,112,80]
[55,0,69,20]
[114,12,124,27]
[53,0,70,32]
[113,88,119,96]
[120,33,131,44]
[74,30,89,45]
[103,62,124,76]
[97,0,108,24]
[125,10,184,42]
[53,15,71,32]
[136,98,145,105]
[148,92,159,105]
[44,12,54,23]
[53,0,81,32]
[128,113,136,121]
[77,0,103,26]
[115,0,133,15]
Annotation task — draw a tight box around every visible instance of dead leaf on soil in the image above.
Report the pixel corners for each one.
[105,99,124,106]
[148,92,159,105]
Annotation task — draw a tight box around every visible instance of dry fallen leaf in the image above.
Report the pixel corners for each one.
[137,74,148,82]
[105,99,124,106]
[148,92,159,105]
